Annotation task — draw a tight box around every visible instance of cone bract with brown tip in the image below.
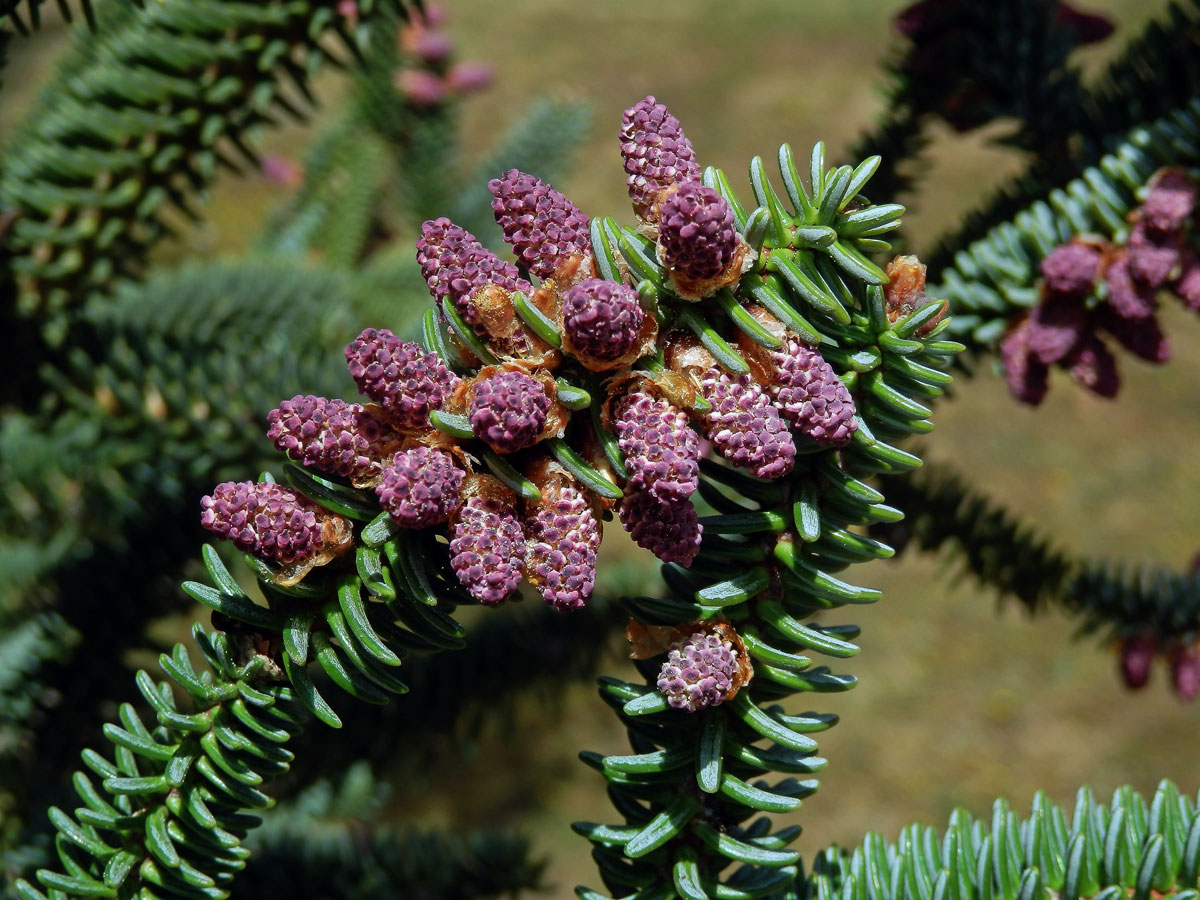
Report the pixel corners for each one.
[489,169,591,281]
[525,484,600,611]
[699,368,795,478]
[200,481,323,564]
[416,217,531,332]
[450,496,526,606]
[375,447,464,528]
[769,338,858,447]
[345,328,460,430]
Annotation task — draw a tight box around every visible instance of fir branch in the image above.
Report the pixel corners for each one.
[240,765,545,899]
[0,0,415,339]
[882,466,1200,641]
[801,781,1200,900]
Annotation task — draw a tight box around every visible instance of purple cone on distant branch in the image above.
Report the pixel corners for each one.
[267,395,386,481]
[657,182,739,281]
[618,491,702,566]
[1026,295,1088,365]
[1141,171,1196,234]
[1127,224,1180,289]
[416,217,531,332]
[699,368,795,478]
[489,169,591,281]
[1066,335,1119,398]
[345,328,460,430]
[657,631,738,712]
[200,481,323,564]
[375,447,464,528]
[468,369,551,452]
[613,391,700,501]
[1169,643,1200,702]
[1040,242,1101,297]
[450,496,526,605]
[1105,256,1157,320]
[769,338,857,446]
[1174,254,1200,310]
[1000,320,1049,406]
[525,484,600,611]
[561,279,645,362]
[1119,634,1158,690]
[620,95,701,220]
[1097,308,1170,363]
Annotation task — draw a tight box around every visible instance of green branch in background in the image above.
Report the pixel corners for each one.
[236,762,545,899]
[883,466,1200,697]
[0,0,141,33]
[799,782,1200,900]
[0,0,414,341]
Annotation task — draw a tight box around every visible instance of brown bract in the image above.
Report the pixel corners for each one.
[453,472,517,516]
[601,367,704,429]
[733,304,790,387]
[268,513,354,588]
[470,283,562,368]
[626,617,754,700]
[884,254,948,335]
[347,402,410,490]
[664,333,719,384]
[660,236,755,301]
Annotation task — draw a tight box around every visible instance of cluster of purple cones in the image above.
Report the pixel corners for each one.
[200,96,858,629]
[1002,169,1199,404]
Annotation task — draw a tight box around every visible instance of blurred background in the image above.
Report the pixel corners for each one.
[2,0,1197,895]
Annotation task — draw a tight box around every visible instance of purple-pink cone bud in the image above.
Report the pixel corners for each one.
[395,69,447,107]
[469,370,551,452]
[1141,171,1196,234]
[450,496,525,605]
[1127,223,1180,289]
[416,217,531,332]
[488,170,591,281]
[613,391,700,501]
[267,395,383,481]
[526,485,600,611]
[1066,335,1119,398]
[1097,308,1170,363]
[375,447,464,528]
[699,368,795,479]
[657,632,737,712]
[1040,242,1101,297]
[769,338,858,446]
[1174,254,1200,310]
[1105,257,1156,320]
[200,481,322,564]
[1026,296,1087,365]
[620,95,702,218]
[345,328,460,430]
[658,183,739,281]
[1119,635,1157,690]
[1000,321,1049,406]
[618,491,702,566]
[561,279,645,362]
[1169,643,1200,702]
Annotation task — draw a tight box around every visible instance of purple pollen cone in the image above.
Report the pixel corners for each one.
[488,169,591,281]
[450,496,525,605]
[1000,321,1049,406]
[699,368,796,479]
[562,278,645,362]
[416,217,531,332]
[769,338,858,447]
[345,328,460,429]
[375,447,464,528]
[526,485,600,611]
[613,391,700,501]
[1026,295,1087,365]
[618,491,702,566]
[658,182,739,281]
[656,631,738,712]
[620,95,701,219]
[469,370,551,452]
[267,395,384,481]
[1040,242,1101,297]
[200,481,322,564]
[1141,171,1196,234]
